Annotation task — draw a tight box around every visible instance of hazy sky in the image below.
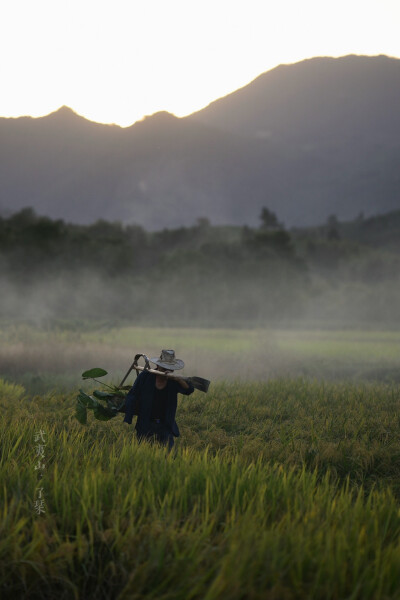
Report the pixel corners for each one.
[1,0,399,126]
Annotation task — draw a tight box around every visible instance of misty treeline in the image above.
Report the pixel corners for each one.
[1,206,400,327]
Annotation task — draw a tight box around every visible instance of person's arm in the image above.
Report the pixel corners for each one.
[170,376,194,395]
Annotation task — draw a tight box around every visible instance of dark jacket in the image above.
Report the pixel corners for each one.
[123,370,194,437]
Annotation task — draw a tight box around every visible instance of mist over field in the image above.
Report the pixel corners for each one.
[2,207,400,332]
[2,269,400,336]
[2,322,400,399]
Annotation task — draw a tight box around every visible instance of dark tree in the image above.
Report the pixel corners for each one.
[259,207,283,230]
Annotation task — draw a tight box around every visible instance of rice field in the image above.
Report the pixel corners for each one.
[2,324,400,388]
[2,325,400,598]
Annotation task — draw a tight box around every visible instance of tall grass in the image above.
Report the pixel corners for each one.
[2,378,400,598]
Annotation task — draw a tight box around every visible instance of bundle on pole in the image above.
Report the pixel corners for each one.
[75,355,210,425]
[75,368,127,425]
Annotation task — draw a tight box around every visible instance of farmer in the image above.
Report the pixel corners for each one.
[123,349,194,450]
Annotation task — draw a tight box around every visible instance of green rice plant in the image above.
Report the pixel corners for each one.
[0,378,26,402]
[2,377,400,598]
[2,425,400,599]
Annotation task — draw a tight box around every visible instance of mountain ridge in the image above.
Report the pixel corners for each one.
[1,54,399,228]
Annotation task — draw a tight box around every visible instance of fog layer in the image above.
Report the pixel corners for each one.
[1,208,400,329]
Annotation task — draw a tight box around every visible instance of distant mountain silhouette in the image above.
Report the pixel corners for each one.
[189,54,400,225]
[1,55,399,228]
[191,55,400,142]
[0,107,276,228]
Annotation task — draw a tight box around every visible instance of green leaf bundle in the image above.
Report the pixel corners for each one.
[75,368,128,425]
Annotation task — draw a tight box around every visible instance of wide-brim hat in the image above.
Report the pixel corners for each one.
[150,349,184,371]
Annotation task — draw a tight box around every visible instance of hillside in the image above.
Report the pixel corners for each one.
[189,55,400,225]
[0,108,275,229]
[190,55,400,145]
[1,55,400,228]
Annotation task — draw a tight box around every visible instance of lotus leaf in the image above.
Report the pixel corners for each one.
[82,368,108,379]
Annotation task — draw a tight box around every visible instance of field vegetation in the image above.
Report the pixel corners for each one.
[3,206,400,597]
[2,325,400,598]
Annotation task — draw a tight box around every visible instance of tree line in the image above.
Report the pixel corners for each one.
[1,206,400,326]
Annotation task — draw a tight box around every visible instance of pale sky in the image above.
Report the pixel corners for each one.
[0,0,399,127]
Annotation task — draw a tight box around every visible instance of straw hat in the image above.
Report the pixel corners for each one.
[150,349,184,371]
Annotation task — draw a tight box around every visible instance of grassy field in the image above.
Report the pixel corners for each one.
[2,323,400,390]
[2,325,400,598]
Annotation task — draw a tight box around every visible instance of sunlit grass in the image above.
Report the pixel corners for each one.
[2,376,400,597]
[2,325,400,595]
